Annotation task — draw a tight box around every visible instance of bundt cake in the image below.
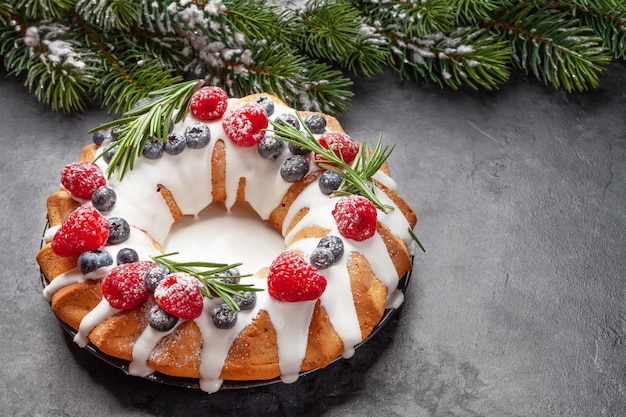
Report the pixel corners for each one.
[37,83,418,393]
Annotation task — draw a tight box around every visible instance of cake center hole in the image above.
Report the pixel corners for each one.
[163,201,286,275]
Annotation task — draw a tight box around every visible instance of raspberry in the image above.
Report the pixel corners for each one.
[51,205,109,257]
[222,103,268,147]
[60,161,107,200]
[267,251,327,302]
[101,261,154,309]
[332,195,377,241]
[315,132,360,167]
[154,272,204,320]
[189,86,229,121]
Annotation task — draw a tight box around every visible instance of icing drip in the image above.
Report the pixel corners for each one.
[129,315,184,377]
[74,298,120,347]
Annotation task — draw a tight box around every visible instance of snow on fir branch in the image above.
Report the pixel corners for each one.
[1,0,625,115]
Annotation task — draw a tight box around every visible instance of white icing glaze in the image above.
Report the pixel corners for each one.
[43,95,415,392]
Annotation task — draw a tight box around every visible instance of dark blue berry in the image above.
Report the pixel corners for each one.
[165,132,186,155]
[185,123,211,149]
[309,247,335,270]
[116,247,139,264]
[92,129,111,146]
[110,125,125,141]
[148,304,179,331]
[144,264,171,294]
[258,135,284,160]
[288,141,311,155]
[304,114,327,134]
[211,303,238,329]
[252,96,274,116]
[133,97,155,109]
[78,250,113,275]
[142,138,164,159]
[318,170,343,195]
[275,113,300,131]
[280,155,309,182]
[220,267,241,284]
[317,235,344,261]
[233,291,257,311]
[92,186,116,212]
[107,217,130,244]
[103,145,118,164]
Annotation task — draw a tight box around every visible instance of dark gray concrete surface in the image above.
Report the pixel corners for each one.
[1,63,625,416]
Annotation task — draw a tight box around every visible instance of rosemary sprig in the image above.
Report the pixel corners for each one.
[269,114,395,212]
[152,252,260,312]
[90,79,205,179]
[408,227,426,253]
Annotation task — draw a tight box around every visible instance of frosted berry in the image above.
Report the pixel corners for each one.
[251,96,275,116]
[222,103,268,147]
[317,235,344,261]
[142,138,164,159]
[280,155,309,183]
[91,186,116,212]
[288,141,311,156]
[275,113,300,131]
[116,247,139,264]
[103,145,118,164]
[165,132,186,155]
[233,291,257,311]
[185,122,211,149]
[190,86,228,121]
[211,303,238,329]
[315,132,360,167]
[101,261,154,310]
[309,247,335,270]
[304,114,326,134]
[220,267,241,284]
[78,249,113,275]
[107,217,130,244]
[61,161,107,200]
[92,129,111,146]
[144,264,171,294]
[154,272,204,320]
[148,304,179,332]
[268,251,327,302]
[318,171,343,195]
[51,206,109,257]
[332,195,377,241]
[258,135,284,160]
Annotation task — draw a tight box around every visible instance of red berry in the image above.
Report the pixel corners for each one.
[189,86,229,121]
[101,261,154,310]
[61,161,107,200]
[315,133,360,167]
[154,272,204,320]
[267,251,327,302]
[51,205,109,257]
[332,195,377,241]
[222,103,268,147]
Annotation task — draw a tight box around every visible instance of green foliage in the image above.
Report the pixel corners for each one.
[0,0,624,115]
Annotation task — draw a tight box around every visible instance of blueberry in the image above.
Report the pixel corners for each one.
[318,170,343,195]
[92,186,116,212]
[165,132,186,155]
[258,135,284,160]
[280,155,309,182]
[252,96,274,116]
[211,303,238,329]
[148,304,179,332]
[317,235,344,261]
[233,291,257,311]
[78,250,113,275]
[107,217,130,244]
[110,125,125,141]
[103,145,118,164]
[220,267,241,284]
[275,113,300,131]
[133,96,155,109]
[309,247,335,270]
[116,247,139,264]
[142,138,164,159]
[92,129,111,146]
[304,114,327,134]
[288,141,311,156]
[185,122,211,149]
[144,264,171,294]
